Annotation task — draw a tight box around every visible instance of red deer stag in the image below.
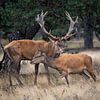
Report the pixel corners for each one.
[31,51,96,85]
[3,11,79,86]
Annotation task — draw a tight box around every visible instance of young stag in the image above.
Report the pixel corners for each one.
[2,11,79,86]
[31,51,96,85]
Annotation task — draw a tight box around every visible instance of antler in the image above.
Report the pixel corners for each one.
[35,11,59,41]
[62,11,78,40]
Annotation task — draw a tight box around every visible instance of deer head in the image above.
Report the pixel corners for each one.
[30,50,47,64]
[31,49,60,64]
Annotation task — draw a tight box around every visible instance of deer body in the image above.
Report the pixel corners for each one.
[4,39,62,85]
[4,40,56,60]
[53,54,94,75]
[31,53,96,85]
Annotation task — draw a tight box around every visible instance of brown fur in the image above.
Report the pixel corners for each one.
[4,39,64,85]
[52,54,96,82]
[53,54,93,73]
[4,40,57,60]
[31,53,96,85]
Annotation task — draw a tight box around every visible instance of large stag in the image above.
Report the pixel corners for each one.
[1,11,79,86]
[31,50,96,85]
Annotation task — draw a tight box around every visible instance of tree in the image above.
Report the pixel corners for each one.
[0,0,100,48]
[75,0,100,48]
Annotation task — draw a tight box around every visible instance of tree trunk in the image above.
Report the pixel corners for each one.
[84,32,93,48]
[84,20,94,48]
[84,8,94,48]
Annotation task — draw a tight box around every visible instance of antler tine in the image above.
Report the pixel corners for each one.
[75,16,78,23]
[41,10,44,21]
[40,11,48,20]
[43,11,48,17]
[65,11,73,22]
[41,10,44,16]
[49,29,51,33]
[41,26,59,40]
[65,11,75,36]
[61,11,79,40]
[36,11,59,41]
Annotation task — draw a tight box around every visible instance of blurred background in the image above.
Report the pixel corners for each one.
[0,0,100,48]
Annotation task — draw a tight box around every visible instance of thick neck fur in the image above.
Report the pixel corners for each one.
[39,41,59,57]
[44,57,58,70]
[47,42,59,57]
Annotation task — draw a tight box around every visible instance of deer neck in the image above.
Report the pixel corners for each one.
[45,57,58,70]
[46,42,58,57]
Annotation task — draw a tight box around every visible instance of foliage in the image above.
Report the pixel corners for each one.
[0,0,100,36]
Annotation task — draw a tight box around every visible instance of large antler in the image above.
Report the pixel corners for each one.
[35,11,59,41]
[62,11,78,40]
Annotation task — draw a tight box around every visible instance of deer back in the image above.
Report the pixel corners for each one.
[4,39,63,61]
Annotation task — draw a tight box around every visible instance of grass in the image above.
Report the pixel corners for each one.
[0,38,100,100]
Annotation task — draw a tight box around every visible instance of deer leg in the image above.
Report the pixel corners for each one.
[44,63,51,85]
[13,72,23,85]
[34,63,39,85]
[12,60,23,85]
[65,75,69,85]
[17,61,21,74]
[80,70,90,80]
[86,69,96,81]
[14,59,22,85]
[59,71,69,85]
[9,72,12,86]
[1,54,9,72]
[8,60,14,86]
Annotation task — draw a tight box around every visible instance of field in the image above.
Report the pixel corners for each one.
[0,38,100,100]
